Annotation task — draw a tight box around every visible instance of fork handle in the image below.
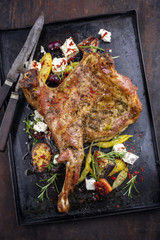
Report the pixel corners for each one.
[0,80,13,110]
[0,92,19,152]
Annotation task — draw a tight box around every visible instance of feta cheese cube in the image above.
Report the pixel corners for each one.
[60,37,79,61]
[85,178,96,190]
[30,60,41,71]
[113,144,127,153]
[122,152,139,165]
[40,45,46,54]
[98,29,111,42]
[53,154,59,165]
[52,57,67,74]
[34,110,44,122]
[33,121,48,133]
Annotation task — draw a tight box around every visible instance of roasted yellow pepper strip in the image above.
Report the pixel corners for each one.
[112,165,128,189]
[78,142,93,184]
[64,62,79,73]
[39,53,52,83]
[94,135,133,148]
[108,159,126,176]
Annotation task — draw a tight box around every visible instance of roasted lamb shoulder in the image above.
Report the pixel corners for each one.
[19,52,142,213]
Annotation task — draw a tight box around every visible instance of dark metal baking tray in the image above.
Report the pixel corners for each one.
[0,10,160,225]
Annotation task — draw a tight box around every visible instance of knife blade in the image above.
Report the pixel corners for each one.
[0,14,44,151]
[0,13,44,110]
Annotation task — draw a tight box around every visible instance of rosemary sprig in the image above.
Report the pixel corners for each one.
[36,173,59,201]
[123,175,139,198]
[98,150,126,162]
[90,155,100,181]
[79,45,105,52]
[44,160,57,171]
[46,161,54,171]
[79,45,120,59]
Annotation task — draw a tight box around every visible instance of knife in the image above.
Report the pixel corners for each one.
[0,13,44,110]
[0,14,44,151]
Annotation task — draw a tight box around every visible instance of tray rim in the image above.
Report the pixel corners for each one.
[0,9,159,225]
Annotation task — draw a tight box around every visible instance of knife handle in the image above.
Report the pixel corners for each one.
[0,80,13,110]
[0,92,19,152]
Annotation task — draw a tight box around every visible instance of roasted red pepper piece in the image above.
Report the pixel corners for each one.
[94,178,112,196]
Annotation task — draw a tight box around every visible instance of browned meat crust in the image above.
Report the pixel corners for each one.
[20,52,142,213]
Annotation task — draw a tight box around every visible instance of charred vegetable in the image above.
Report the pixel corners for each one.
[93,135,133,148]
[39,53,52,83]
[108,159,126,176]
[94,178,113,196]
[112,165,128,189]
[94,150,115,177]
[32,143,52,172]
[78,142,93,184]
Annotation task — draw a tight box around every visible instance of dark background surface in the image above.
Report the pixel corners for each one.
[0,0,160,239]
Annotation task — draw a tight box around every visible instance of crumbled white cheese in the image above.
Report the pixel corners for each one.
[52,57,67,74]
[113,144,127,153]
[33,121,48,133]
[34,110,44,122]
[53,154,60,165]
[30,60,41,71]
[40,45,46,54]
[122,152,139,165]
[85,178,96,190]
[98,29,111,42]
[60,37,79,61]
[109,49,112,53]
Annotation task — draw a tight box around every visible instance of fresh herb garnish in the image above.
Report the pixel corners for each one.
[23,116,39,146]
[79,45,105,52]
[90,155,100,181]
[23,116,33,136]
[79,45,120,59]
[98,150,126,162]
[44,160,56,171]
[33,138,38,146]
[123,175,139,198]
[36,173,59,201]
